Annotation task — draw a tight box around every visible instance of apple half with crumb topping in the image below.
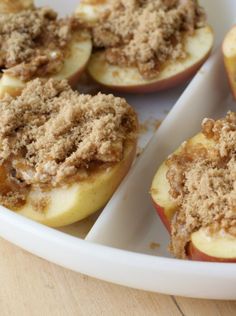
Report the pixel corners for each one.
[0,31,92,98]
[150,133,236,262]
[0,1,92,98]
[0,78,138,228]
[76,1,214,93]
[87,27,213,93]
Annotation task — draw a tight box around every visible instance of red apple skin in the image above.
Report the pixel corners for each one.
[187,242,236,263]
[152,200,171,233]
[92,51,212,94]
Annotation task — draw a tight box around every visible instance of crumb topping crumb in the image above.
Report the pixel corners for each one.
[0,78,137,209]
[0,7,79,81]
[82,0,206,79]
[167,112,236,259]
[149,242,160,250]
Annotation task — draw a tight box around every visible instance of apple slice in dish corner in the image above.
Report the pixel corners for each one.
[87,26,213,93]
[14,141,136,228]
[151,132,236,262]
[0,31,92,98]
[223,25,236,100]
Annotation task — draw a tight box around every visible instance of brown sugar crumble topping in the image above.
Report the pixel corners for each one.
[166,112,236,259]
[0,78,138,210]
[81,0,206,79]
[0,6,80,81]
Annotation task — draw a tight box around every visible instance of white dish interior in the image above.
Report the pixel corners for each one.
[0,0,236,300]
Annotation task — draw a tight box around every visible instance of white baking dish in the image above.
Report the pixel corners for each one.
[0,0,236,300]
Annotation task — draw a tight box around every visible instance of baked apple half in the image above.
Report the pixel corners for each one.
[77,0,213,93]
[0,79,138,227]
[151,115,236,262]
[0,2,92,98]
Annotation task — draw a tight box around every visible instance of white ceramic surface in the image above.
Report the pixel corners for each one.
[0,0,236,300]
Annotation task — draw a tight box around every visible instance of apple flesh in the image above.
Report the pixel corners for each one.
[188,229,236,263]
[0,31,92,98]
[13,141,136,227]
[86,26,213,93]
[151,133,236,262]
[223,25,236,100]
[75,0,112,25]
